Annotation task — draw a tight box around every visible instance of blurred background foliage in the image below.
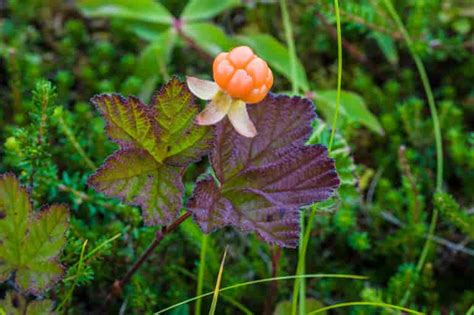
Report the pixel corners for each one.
[0,0,473,314]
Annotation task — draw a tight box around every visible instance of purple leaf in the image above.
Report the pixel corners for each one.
[89,78,211,226]
[188,94,340,247]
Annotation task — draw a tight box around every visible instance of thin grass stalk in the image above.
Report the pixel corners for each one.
[307,301,424,315]
[195,234,209,315]
[209,247,228,315]
[292,1,343,314]
[381,0,444,306]
[155,274,367,314]
[298,216,305,315]
[57,240,88,312]
[280,0,298,94]
[291,207,316,315]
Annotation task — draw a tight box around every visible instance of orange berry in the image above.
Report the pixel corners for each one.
[213,46,273,104]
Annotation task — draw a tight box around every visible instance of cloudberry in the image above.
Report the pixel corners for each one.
[213,46,273,104]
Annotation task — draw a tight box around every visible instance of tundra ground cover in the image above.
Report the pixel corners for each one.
[0,1,473,314]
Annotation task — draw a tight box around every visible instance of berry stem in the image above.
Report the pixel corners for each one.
[109,211,192,299]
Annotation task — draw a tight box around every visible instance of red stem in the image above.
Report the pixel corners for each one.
[109,211,192,298]
[263,246,282,315]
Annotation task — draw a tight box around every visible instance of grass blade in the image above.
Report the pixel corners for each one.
[293,1,343,314]
[57,239,88,312]
[381,0,444,306]
[306,301,424,315]
[279,0,298,94]
[195,234,209,315]
[208,247,228,315]
[155,274,366,314]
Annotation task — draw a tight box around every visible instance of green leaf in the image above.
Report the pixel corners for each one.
[371,32,398,64]
[181,0,240,22]
[0,174,69,295]
[182,23,235,56]
[91,94,165,162]
[0,292,54,315]
[313,90,384,135]
[236,34,309,92]
[88,149,184,225]
[136,29,176,80]
[135,29,177,99]
[78,0,174,25]
[151,77,213,166]
[89,78,212,226]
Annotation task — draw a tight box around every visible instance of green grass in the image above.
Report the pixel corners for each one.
[155,274,366,314]
[195,234,209,315]
[292,1,343,314]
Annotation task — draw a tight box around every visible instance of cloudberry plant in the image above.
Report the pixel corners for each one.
[187,46,274,138]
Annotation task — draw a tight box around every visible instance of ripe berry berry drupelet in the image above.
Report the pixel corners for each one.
[213,46,273,104]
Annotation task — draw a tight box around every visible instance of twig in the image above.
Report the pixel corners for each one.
[108,211,192,299]
[7,48,22,120]
[263,246,282,315]
[338,7,402,40]
[316,12,368,64]
[379,210,474,256]
[173,18,213,62]
[57,184,120,211]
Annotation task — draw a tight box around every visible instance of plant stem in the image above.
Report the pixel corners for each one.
[264,246,282,315]
[382,0,444,306]
[328,0,343,152]
[209,247,228,315]
[298,216,305,315]
[110,211,192,298]
[291,207,317,315]
[156,274,367,314]
[195,233,209,315]
[382,1,443,192]
[57,240,88,312]
[292,1,343,314]
[7,48,22,120]
[279,0,298,94]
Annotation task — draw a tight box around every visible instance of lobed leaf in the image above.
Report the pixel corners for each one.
[89,78,211,226]
[91,94,165,162]
[0,174,69,295]
[0,292,54,315]
[151,77,213,166]
[88,149,184,225]
[188,94,340,247]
